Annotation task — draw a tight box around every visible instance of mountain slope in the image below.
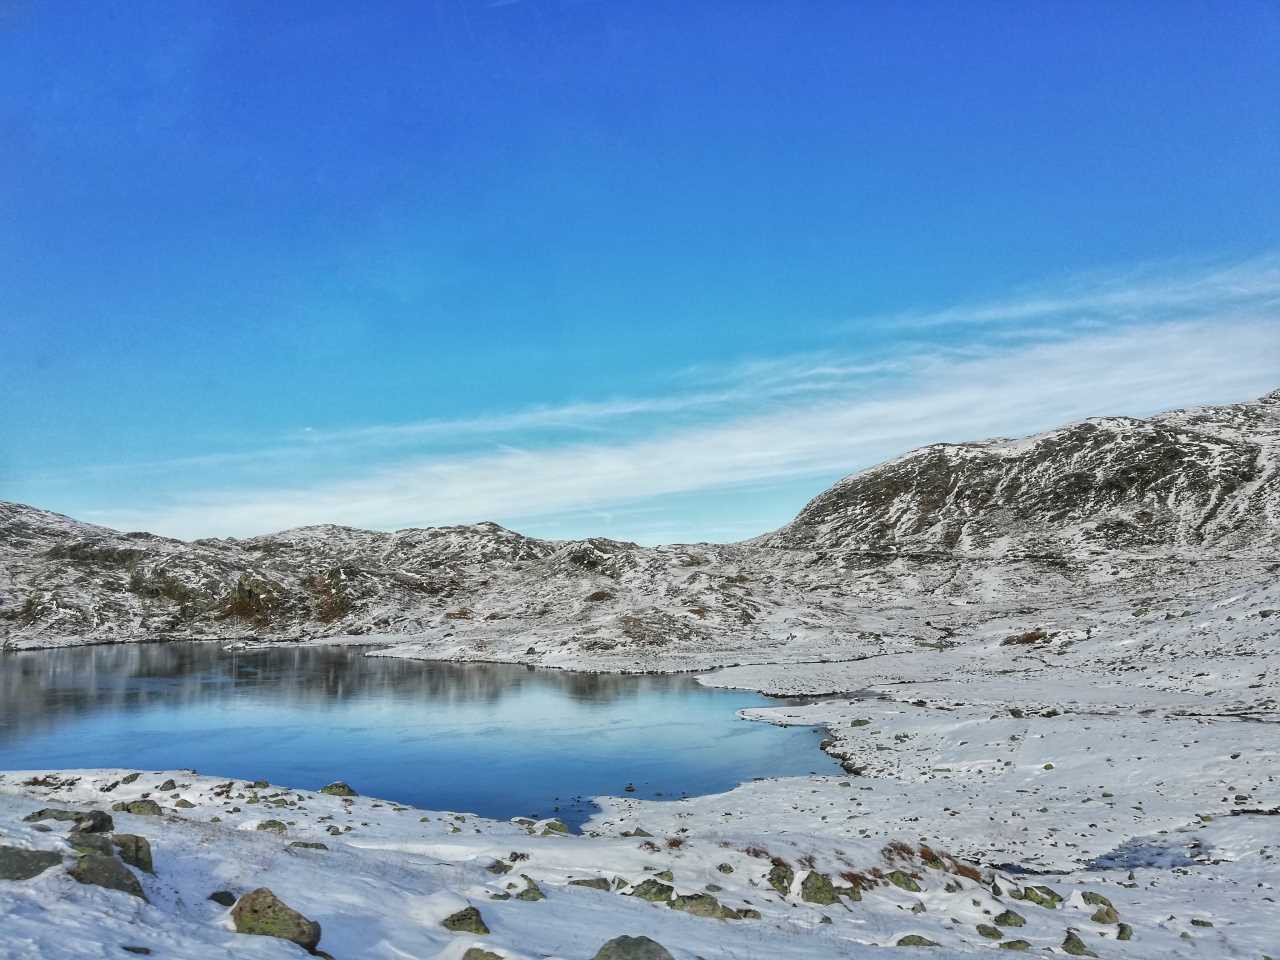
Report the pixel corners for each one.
[761,389,1280,556]
[1,389,1277,653]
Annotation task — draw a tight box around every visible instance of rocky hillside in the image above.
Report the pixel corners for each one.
[762,389,1280,556]
[1,390,1277,653]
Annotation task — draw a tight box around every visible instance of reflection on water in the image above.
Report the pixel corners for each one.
[0,643,835,827]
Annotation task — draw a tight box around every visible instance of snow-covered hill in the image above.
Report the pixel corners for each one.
[2,390,1278,659]
[762,389,1280,557]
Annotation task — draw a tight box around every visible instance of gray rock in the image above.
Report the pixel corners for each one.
[68,834,113,857]
[70,811,116,834]
[112,835,153,873]
[68,854,147,901]
[0,845,62,881]
[288,841,328,850]
[208,890,237,907]
[592,936,675,960]
[231,888,322,952]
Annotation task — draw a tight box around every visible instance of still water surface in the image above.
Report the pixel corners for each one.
[0,643,835,827]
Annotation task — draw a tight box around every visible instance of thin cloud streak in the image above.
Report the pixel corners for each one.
[87,316,1280,541]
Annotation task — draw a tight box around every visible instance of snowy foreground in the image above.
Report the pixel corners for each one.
[1,664,1275,960]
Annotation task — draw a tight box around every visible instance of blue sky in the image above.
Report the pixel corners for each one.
[2,1,1278,542]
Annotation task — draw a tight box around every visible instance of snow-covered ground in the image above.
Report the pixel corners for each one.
[2,756,1273,960]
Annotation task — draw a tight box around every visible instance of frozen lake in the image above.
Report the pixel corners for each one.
[0,642,836,827]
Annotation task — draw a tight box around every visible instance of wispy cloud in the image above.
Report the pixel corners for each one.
[84,314,1279,542]
[877,252,1280,330]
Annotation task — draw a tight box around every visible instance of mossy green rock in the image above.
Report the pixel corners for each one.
[800,870,839,905]
[540,819,570,836]
[256,820,287,833]
[767,860,795,896]
[319,781,358,797]
[896,934,938,947]
[994,910,1026,927]
[1080,891,1113,909]
[1000,940,1032,951]
[288,841,328,850]
[977,923,1004,940]
[68,854,147,901]
[515,874,546,901]
[0,845,62,881]
[592,936,674,960]
[1091,905,1119,924]
[669,892,734,918]
[231,888,321,950]
[1017,884,1061,908]
[68,834,113,857]
[111,800,162,817]
[442,905,490,935]
[654,869,674,882]
[628,878,674,902]
[1116,922,1133,941]
[569,877,612,891]
[1061,931,1096,957]
[886,870,922,893]
[463,950,503,960]
[112,834,153,873]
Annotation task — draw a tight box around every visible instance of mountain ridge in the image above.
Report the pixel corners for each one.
[2,388,1277,653]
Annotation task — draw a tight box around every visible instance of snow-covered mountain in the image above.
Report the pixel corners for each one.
[762,388,1280,556]
[2,389,1277,655]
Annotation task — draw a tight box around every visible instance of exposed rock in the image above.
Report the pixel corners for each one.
[68,854,147,900]
[231,888,322,952]
[0,845,62,881]
[592,936,675,960]
[767,859,794,896]
[319,781,357,797]
[627,879,674,902]
[896,934,938,947]
[70,810,115,834]
[1117,922,1133,941]
[175,798,195,809]
[1000,940,1032,951]
[993,910,1026,927]
[1091,905,1119,924]
[800,870,838,905]
[441,905,490,935]
[289,841,328,850]
[111,800,162,817]
[669,892,736,918]
[462,950,503,960]
[977,923,1003,940]
[158,779,176,792]
[1061,930,1097,957]
[68,834,113,857]
[515,874,545,901]
[569,877,611,891]
[208,890,237,907]
[886,870,921,892]
[256,820,287,833]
